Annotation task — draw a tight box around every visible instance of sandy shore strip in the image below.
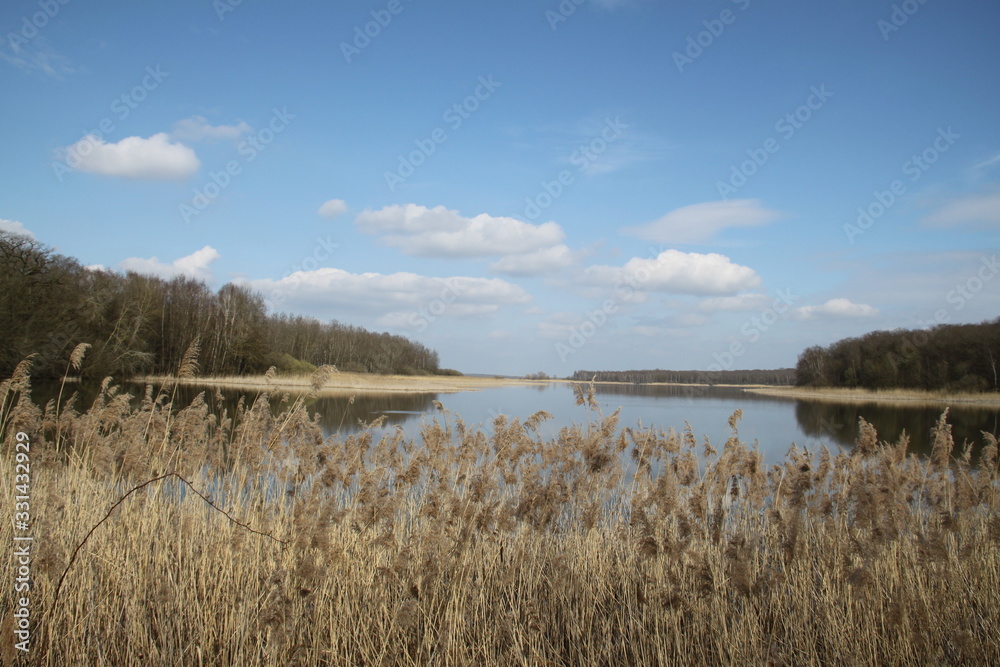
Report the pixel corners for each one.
[744,385,1000,406]
[138,372,546,395]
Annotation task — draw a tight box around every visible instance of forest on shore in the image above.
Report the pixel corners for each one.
[573,319,999,394]
[0,231,442,379]
[569,368,796,386]
[795,318,1000,392]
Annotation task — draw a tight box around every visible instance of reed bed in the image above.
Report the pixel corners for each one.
[1,349,998,666]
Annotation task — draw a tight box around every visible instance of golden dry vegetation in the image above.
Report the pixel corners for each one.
[745,385,1000,407]
[138,370,540,396]
[2,347,999,665]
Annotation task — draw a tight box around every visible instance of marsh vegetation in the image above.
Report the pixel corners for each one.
[2,349,998,665]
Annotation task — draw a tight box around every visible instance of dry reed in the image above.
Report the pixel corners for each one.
[1,356,998,665]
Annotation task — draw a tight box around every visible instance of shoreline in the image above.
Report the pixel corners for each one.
[134,373,1000,406]
[137,372,545,395]
[744,385,1000,406]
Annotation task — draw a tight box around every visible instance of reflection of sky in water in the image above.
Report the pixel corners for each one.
[345,383,999,465]
[76,381,1000,467]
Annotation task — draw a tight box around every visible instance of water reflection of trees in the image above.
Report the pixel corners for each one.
[589,382,786,403]
[40,380,1000,464]
[160,385,439,436]
[305,393,439,433]
[794,400,1000,459]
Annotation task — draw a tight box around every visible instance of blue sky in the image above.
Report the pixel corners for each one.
[2,0,999,376]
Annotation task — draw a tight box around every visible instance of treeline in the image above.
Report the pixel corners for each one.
[0,231,441,379]
[570,368,796,386]
[795,318,1000,391]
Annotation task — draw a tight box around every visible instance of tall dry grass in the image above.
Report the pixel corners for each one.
[1,350,998,665]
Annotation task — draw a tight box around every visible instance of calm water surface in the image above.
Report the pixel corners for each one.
[37,380,998,466]
[156,381,1000,466]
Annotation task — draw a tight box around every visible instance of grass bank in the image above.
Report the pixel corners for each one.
[745,385,1000,406]
[2,359,999,665]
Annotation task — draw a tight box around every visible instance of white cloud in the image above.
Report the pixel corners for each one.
[250,268,531,326]
[793,298,879,320]
[120,246,220,282]
[699,293,770,312]
[376,304,499,327]
[355,204,565,257]
[490,245,576,276]
[355,204,467,234]
[318,199,349,219]
[0,219,35,239]
[583,249,761,296]
[536,320,580,340]
[922,193,1000,228]
[59,133,200,180]
[171,116,251,142]
[624,199,782,244]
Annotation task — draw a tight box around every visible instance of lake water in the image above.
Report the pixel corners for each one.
[150,381,999,466]
[31,380,998,466]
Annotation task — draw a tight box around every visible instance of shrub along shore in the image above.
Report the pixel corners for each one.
[1,354,998,665]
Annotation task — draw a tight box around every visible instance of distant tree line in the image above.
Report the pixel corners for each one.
[569,368,796,386]
[0,231,441,379]
[795,318,1000,392]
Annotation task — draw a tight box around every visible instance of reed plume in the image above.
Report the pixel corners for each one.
[1,359,996,666]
